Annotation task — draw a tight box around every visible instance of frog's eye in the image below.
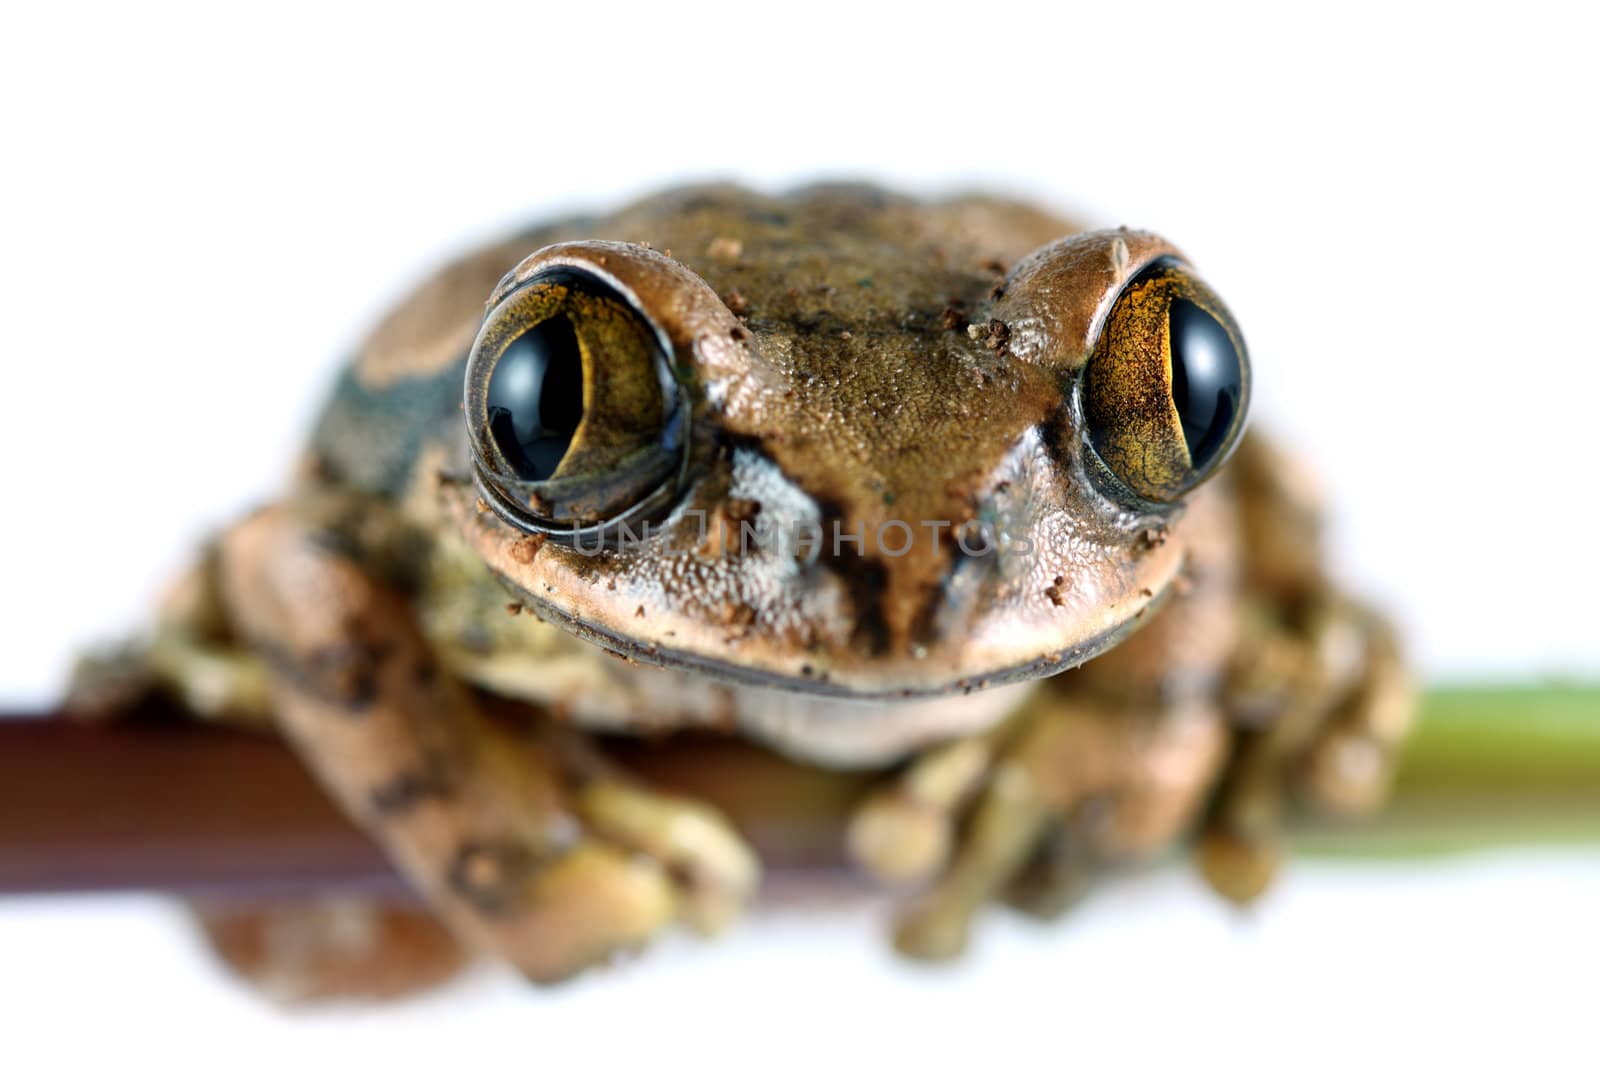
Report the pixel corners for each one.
[1082,258,1250,503]
[464,267,686,540]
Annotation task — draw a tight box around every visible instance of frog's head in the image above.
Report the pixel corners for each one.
[449,196,1249,698]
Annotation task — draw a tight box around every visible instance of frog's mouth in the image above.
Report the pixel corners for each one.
[445,462,1189,701]
[503,575,1171,701]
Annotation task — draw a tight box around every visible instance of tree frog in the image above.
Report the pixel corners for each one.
[73,183,1412,997]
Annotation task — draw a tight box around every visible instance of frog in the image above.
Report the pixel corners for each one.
[70,183,1413,998]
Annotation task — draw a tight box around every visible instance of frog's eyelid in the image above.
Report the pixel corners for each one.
[1081,252,1191,358]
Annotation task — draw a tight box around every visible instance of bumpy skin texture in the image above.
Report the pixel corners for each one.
[73,184,1412,994]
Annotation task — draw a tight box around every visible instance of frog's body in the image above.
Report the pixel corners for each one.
[75,184,1412,997]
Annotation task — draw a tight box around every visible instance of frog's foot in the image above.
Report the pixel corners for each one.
[1199,596,1414,902]
[66,546,272,726]
[193,897,471,1003]
[848,685,1229,960]
[217,499,758,983]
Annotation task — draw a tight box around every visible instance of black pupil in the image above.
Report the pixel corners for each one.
[1167,298,1242,470]
[486,315,585,480]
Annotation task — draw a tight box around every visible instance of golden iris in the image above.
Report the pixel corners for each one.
[1083,259,1250,503]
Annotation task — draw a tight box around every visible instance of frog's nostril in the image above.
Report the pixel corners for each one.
[925,534,1000,639]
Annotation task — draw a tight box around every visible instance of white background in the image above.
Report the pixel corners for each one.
[1,2,1597,1063]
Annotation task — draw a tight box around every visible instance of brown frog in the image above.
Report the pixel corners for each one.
[73,183,1413,996]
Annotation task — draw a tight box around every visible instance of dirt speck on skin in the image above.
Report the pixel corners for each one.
[724,498,761,523]
[1044,574,1067,607]
[981,320,1011,352]
[505,602,522,616]
[1137,526,1169,552]
[724,290,749,315]
[964,319,1012,350]
[509,534,546,565]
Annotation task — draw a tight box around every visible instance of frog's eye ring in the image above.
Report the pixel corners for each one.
[1082,258,1250,504]
[463,266,688,543]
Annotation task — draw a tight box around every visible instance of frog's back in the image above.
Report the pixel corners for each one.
[306,184,1076,498]
[307,225,574,497]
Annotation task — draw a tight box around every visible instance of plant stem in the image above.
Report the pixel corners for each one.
[1297,683,1600,857]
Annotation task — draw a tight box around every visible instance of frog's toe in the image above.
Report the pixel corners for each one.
[489,841,680,982]
[847,736,990,884]
[889,758,1050,960]
[488,784,757,980]
[1000,822,1098,919]
[65,641,160,720]
[577,780,759,935]
[1299,616,1413,817]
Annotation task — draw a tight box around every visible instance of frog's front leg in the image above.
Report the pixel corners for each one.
[1199,594,1412,901]
[216,496,758,983]
[851,677,1230,959]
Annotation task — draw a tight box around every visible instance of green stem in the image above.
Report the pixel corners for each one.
[1297,683,1600,858]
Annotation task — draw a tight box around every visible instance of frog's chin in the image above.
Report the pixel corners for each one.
[514,586,1163,701]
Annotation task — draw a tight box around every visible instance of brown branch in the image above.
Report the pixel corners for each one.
[2,684,1597,898]
[0,707,868,897]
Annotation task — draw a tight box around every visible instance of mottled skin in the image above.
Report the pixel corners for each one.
[74,185,1413,996]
